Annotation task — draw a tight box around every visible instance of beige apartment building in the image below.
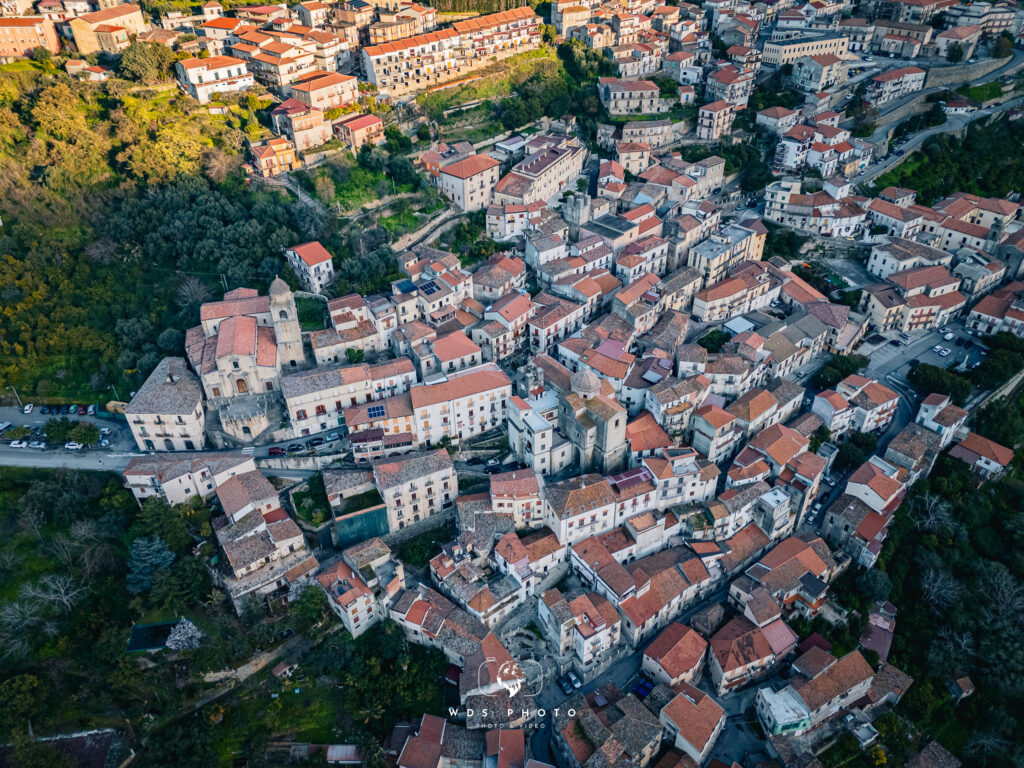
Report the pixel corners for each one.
[125,357,206,452]
[374,449,456,532]
[697,100,734,140]
[762,34,849,66]
[439,154,501,211]
[67,3,147,54]
[0,16,60,59]
[410,365,512,447]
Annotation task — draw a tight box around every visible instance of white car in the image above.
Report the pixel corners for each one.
[932,345,943,353]
[943,332,955,341]
[64,441,83,450]
[939,348,952,357]
[99,427,112,437]
[23,403,33,414]
[29,441,47,449]
[10,440,28,448]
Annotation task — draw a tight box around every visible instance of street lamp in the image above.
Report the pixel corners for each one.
[6,386,22,408]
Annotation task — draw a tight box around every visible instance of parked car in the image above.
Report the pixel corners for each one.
[99,439,110,447]
[68,405,78,415]
[29,441,47,449]
[99,427,112,437]
[932,345,943,353]
[567,671,582,689]
[64,441,83,450]
[557,677,573,695]
[943,332,955,341]
[76,405,87,415]
[486,458,500,466]
[10,440,28,448]
[484,466,503,475]
[22,403,33,414]
[87,404,96,415]
[286,443,304,454]
[307,437,325,448]
[324,431,340,442]
[939,348,952,357]
[40,406,50,415]
[268,446,286,456]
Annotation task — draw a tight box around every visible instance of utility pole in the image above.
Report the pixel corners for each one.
[7,386,22,408]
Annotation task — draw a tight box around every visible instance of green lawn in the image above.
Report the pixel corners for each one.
[340,487,383,515]
[294,296,325,331]
[957,80,1006,102]
[379,208,419,236]
[0,59,45,72]
[396,520,456,568]
[292,474,331,524]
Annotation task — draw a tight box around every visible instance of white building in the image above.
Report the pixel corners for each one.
[284,241,334,294]
[175,55,253,103]
[125,357,206,452]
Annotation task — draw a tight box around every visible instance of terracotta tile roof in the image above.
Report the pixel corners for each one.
[660,681,724,751]
[442,153,500,180]
[956,432,1014,466]
[644,623,707,680]
[410,368,511,409]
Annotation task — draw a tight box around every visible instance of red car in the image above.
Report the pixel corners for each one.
[76,405,87,415]
[268,446,286,456]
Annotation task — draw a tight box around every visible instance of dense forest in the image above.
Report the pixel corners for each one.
[0,64,404,401]
[872,116,1024,205]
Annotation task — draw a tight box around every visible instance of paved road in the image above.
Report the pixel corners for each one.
[529,587,731,767]
[853,95,1024,185]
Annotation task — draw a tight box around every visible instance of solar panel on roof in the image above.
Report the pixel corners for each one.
[420,281,440,296]
[367,405,386,419]
[642,370,664,384]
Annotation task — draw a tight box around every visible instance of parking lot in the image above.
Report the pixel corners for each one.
[0,404,135,452]
[863,321,986,382]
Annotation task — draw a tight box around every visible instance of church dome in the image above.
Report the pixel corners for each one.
[269,275,290,298]
[571,367,601,399]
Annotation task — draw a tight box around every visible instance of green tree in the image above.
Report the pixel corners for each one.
[857,568,893,603]
[288,585,326,632]
[0,675,45,737]
[946,42,964,63]
[383,125,412,154]
[697,329,730,353]
[809,425,832,452]
[69,422,100,445]
[44,417,75,443]
[993,32,1013,58]
[119,41,175,83]
[812,354,869,390]
[907,363,972,405]
[8,734,71,768]
[345,348,365,364]
[137,496,192,554]
[541,23,556,44]
[127,536,175,594]
[416,122,430,142]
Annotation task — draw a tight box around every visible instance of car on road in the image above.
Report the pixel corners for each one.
[68,405,78,415]
[64,441,83,450]
[557,677,573,695]
[307,437,325,449]
[932,345,943,353]
[87,404,96,415]
[10,440,28,448]
[268,446,286,456]
[486,458,500,466]
[29,441,47,449]
[99,427,112,437]
[484,465,503,474]
[943,332,955,341]
[324,431,340,442]
[40,406,50,415]
[939,348,952,357]
[23,404,33,414]
[100,439,110,447]
[567,671,582,689]
[76,405,87,415]
[286,443,304,453]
